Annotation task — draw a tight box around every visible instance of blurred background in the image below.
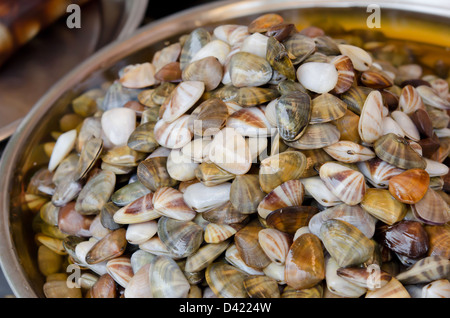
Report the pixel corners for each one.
[0,0,214,297]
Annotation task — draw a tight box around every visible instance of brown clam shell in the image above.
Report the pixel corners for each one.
[285,233,325,290]
[58,202,93,237]
[137,157,178,191]
[248,13,284,33]
[377,220,429,259]
[266,205,318,235]
[388,169,430,204]
[424,224,450,259]
[243,275,281,298]
[85,228,127,265]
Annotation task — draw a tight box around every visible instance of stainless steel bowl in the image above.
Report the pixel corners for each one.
[0,0,449,298]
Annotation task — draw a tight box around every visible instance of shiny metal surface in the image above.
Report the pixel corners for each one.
[0,0,449,298]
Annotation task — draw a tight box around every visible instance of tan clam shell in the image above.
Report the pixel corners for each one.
[422,279,450,298]
[106,256,133,288]
[310,93,347,124]
[182,56,223,91]
[319,162,366,205]
[185,240,231,273]
[323,141,375,163]
[425,225,450,259]
[358,90,383,144]
[416,85,450,110]
[337,44,372,71]
[195,162,235,187]
[259,151,307,193]
[113,193,159,224]
[243,275,280,298]
[366,277,411,298]
[330,55,354,94]
[205,262,248,298]
[153,187,196,221]
[230,174,265,214]
[119,63,158,89]
[229,51,272,87]
[85,228,127,265]
[225,244,265,276]
[360,188,407,225]
[391,110,420,141]
[412,188,450,225]
[336,266,392,291]
[124,263,153,298]
[160,81,204,123]
[204,223,237,243]
[190,98,229,137]
[257,179,304,219]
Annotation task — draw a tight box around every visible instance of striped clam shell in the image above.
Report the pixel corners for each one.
[258,228,292,265]
[229,51,272,87]
[310,93,347,124]
[205,262,248,298]
[336,266,392,291]
[330,55,354,94]
[301,176,342,207]
[323,141,375,163]
[243,275,281,298]
[319,162,366,205]
[396,256,450,285]
[153,187,196,221]
[230,174,265,214]
[285,123,340,150]
[106,256,133,288]
[75,170,116,215]
[113,193,159,224]
[204,223,238,243]
[337,44,372,71]
[257,179,304,219]
[154,115,193,149]
[179,28,211,70]
[358,90,383,144]
[150,255,191,298]
[185,240,231,273]
[276,91,311,141]
[182,56,223,91]
[137,157,178,191]
[226,106,273,137]
[160,81,204,123]
[365,277,410,298]
[357,157,405,188]
[412,188,450,225]
[399,85,425,114]
[325,255,367,298]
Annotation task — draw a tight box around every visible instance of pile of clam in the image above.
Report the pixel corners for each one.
[27,13,450,298]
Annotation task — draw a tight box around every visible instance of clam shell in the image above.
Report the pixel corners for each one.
[101,108,136,147]
[234,219,271,270]
[157,216,203,258]
[75,170,116,215]
[266,206,318,235]
[358,90,383,144]
[319,162,366,205]
[266,36,295,80]
[337,44,372,71]
[185,240,231,273]
[424,225,450,259]
[106,256,133,288]
[152,42,181,72]
[208,127,252,175]
[225,244,265,276]
[125,221,157,245]
[340,86,372,116]
[259,151,307,193]
[179,28,211,70]
[319,219,374,267]
[325,256,367,298]
[330,55,354,94]
[160,81,204,123]
[182,56,223,91]
[416,85,450,110]
[127,122,158,153]
[229,51,272,87]
[360,188,407,225]
[183,182,231,212]
[43,280,82,298]
[310,93,347,124]
[391,110,420,141]
[150,255,191,298]
[301,176,342,207]
[284,33,315,65]
[205,262,248,298]
[357,157,405,188]
[111,182,151,208]
[154,115,193,149]
[191,98,229,136]
[323,141,375,163]
[257,179,304,219]
[226,106,273,137]
[374,133,426,170]
[285,233,325,290]
[153,187,196,221]
[101,145,146,167]
[412,188,450,225]
[195,162,235,187]
[211,85,279,107]
[377,220,429,258]
[308,204,376,238]
[190,39,231,66]
[399,85,425,114]
[336,266,392,291]
[74,137,103,181]
[88,274,116,298]
[230,175,265,214]
[119,63,157,88]
[382,116,405,137]
[137,156,178,192]
[124,263,153,298]
[281,284,323,298]
[248,13,284,33]
[360,70,393,89]
[204,223,237,243]
[258,228,292,265]
[396,256,450,285]
[58,202,93,237]
[202,201,248,225]
[285,123,340,150]
[297,62,338,94]
[167,148,199,182]
[113,193,159,224]
[240,32,269,59]
[48,129,77,172]
[85,228,127,265]
[388,169,430,204]
[243,275,280,298]
[422,279,450,298]
[276,91,311,141]
[139,236,179,258]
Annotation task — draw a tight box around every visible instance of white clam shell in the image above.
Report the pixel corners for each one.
[224,244,265,276]
[263,262,286,284]
[181,138,211,163]
[325,256,367,298]
[391,110,420,141]
[297,62,338,94]
[358,90,383,144]
[382,116,405,137]
[74,239,108,276]
[208,127,252,175]
[119,63,157,88]
[417,85,450,110]
[240,32,269,58]
[124,263,153,298]
[48,129,77,172]
[293,226,310,241]
[226,106,273,137]
[126,221,158,245]
[167,148,199,181]
[139,237,181,259]
[323,141,375,163]
[301,176,342,207]
[424,158,449,177]
[337,44,372,71]
[190,39,231,65]
[154,115,193,149]
[422,279,450,298]
[161,81,205,123]
[183,182,231,212]
[101,108,136,147]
